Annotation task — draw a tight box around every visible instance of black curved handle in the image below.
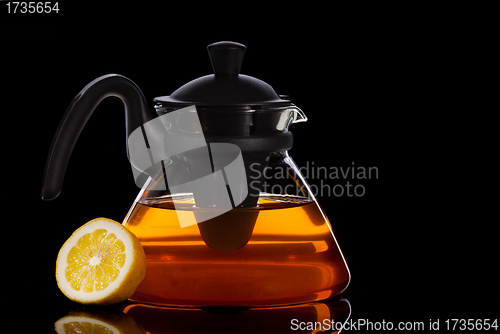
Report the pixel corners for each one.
[41,74,155,200]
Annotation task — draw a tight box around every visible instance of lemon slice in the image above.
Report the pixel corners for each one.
[56,218,146,305]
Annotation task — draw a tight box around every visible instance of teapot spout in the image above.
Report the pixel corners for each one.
[290,105,307,124]
[41,74,155,200]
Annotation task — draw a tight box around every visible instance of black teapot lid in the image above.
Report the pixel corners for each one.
[154,41,291,107]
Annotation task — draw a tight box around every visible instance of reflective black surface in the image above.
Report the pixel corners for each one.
[54,298,351,333]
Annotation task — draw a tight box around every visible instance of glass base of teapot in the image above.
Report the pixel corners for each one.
[123,193,350,307]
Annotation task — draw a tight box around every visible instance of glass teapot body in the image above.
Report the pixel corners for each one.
[122,104,350,307]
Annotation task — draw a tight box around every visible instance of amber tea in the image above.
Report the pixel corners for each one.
[123,194,350,306]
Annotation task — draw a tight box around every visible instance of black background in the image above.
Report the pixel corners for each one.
[2,3,497,333]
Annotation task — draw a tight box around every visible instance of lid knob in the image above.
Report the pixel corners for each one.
[207,41,246,76]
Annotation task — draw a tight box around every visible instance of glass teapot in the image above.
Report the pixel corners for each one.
[42,41,350,307]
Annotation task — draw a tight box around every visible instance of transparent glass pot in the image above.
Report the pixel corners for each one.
[122,104,350,307]
[42,41,350,307]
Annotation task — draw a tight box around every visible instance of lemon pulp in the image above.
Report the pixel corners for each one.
[66,229,126,293]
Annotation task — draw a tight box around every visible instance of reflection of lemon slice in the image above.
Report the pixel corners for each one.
[56,218,146,305]
[55,308,145,334]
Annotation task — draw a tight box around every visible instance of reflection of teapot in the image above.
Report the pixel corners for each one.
[55,298,351,334]
[119,298,351,334]
[42,41,350,306]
